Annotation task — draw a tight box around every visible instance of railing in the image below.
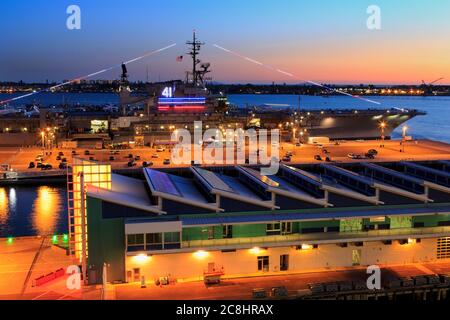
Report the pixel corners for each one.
[181,226,450,249]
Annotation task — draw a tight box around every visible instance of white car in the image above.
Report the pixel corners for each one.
[347,153,364,160]
[156,146,165,152]
[152,154,159,159]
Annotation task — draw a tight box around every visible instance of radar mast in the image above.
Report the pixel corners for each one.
[186,31,211,86]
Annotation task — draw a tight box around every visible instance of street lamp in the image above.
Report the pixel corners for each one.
[41,131,45,149]
[402,125,408,139]
[379,121,386,147]
[402,125,408,152]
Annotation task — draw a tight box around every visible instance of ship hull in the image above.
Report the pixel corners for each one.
[302,111,421,140]
[233,108,426,140]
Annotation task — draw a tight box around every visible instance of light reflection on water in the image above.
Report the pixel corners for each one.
[0,185,67,237]
[32,186,63,236]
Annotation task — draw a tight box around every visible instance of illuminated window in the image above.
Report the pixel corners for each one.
[437,237,450,259]
[67,158,112,261]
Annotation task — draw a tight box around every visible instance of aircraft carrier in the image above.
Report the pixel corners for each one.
[118,32,426,141]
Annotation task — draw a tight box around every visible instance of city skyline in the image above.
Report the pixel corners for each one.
[1,0,449,84]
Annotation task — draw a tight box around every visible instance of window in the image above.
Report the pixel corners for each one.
[127,234,144,252]
[266,223,281,236]
[146,233,162,250]
[257,256,269,272]
[437,237,450,259]
[327,226,339,233]
[223,225,232,239]
[301,227,324,234]
[281,222,292,235]
[207,226,214,240]
[164,232,181,249]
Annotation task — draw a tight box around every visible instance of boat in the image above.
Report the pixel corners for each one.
[117,32,425,141]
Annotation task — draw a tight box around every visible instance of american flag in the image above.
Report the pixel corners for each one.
[176,55,183,62]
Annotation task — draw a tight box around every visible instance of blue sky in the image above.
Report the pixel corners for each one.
[1,0,449,84]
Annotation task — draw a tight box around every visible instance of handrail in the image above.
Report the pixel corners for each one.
[181,226,450,249]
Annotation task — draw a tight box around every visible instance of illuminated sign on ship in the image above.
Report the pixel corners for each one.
[158,97,206,111]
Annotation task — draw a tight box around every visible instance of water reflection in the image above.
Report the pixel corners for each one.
[32,186,63,236]
[0,185,67,237]
[0,188,8,225]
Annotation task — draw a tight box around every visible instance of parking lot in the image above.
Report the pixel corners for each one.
[1,139,449,175]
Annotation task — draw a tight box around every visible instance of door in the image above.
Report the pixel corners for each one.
[133,268,140,282]
[280,254,289,271]
[352,249,361,266]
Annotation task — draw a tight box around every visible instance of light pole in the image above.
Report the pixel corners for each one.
[379,121,386,148]
[402,125,408,153]
[41,131,45,149]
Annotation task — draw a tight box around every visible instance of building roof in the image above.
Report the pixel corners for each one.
[90,160,450,218]
[87,174,163,214]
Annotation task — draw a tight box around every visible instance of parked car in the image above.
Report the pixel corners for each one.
[314,155,323,161]
[36,162,43,168]
[28,162,35,169]
[367,149,378,156]
[59,162,67,169]
[325,156,332,162]
[58,151,64,156]
[56,155,62,161]
[84,150,90,155]
[127,154,134,159]
[152,154,159,159]
[347,153,364,160]
[41,164,53,170]
[156,146,165,152]
[163,159,171,165]
[61,158,67,163]
[109,156,116,161]
[127,161,136,167]
[142,161,153,168]
[135,155,141,161]
[282,156,291,162]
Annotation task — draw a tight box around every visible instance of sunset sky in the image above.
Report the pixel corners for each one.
[1,0,449,84]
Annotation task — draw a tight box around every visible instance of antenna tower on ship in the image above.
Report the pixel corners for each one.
[186,31,211,86]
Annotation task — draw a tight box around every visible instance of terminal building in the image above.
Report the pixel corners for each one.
[78,160,450,283]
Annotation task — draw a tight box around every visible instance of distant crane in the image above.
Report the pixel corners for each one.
[421,77,444,96]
